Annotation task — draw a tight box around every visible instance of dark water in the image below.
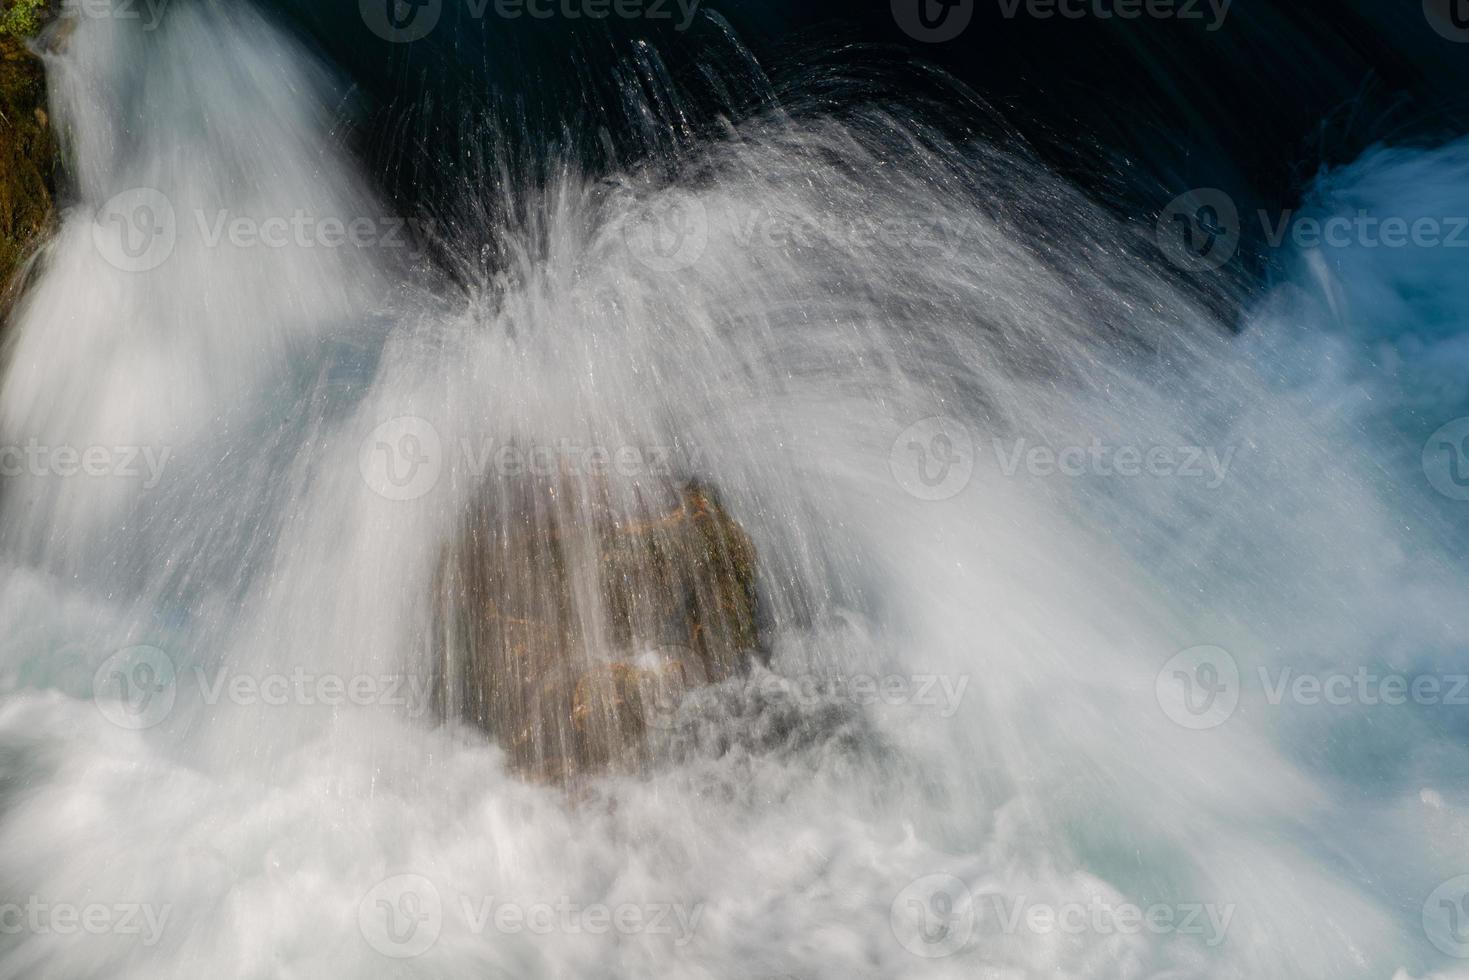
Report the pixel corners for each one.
[261,0,1469,277]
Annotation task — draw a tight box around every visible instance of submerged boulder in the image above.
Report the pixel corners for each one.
[432,474,763,782]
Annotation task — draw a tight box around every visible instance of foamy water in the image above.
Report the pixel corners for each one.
[0,4,1466,978]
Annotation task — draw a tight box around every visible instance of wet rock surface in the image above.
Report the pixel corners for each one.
[0,15,55,315]
[432,476,765,783]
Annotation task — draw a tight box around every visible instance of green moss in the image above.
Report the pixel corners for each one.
[0,23,55,309]
[0,0,50,40]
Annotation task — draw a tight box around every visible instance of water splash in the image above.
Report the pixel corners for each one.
[0,4,1465,978]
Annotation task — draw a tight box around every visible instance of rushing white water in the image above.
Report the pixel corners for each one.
[0,4,1466,978]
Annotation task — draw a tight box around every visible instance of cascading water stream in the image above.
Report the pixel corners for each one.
[0,3,1465,978]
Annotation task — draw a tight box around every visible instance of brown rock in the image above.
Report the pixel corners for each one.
[432,473,762,783]
[0,27,56,319]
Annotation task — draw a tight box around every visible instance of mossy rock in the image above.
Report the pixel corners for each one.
[0,18,56,313]
[2,1,52,39]
[432,475,763,783]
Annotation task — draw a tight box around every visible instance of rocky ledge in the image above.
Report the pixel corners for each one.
[0,4,57,317]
